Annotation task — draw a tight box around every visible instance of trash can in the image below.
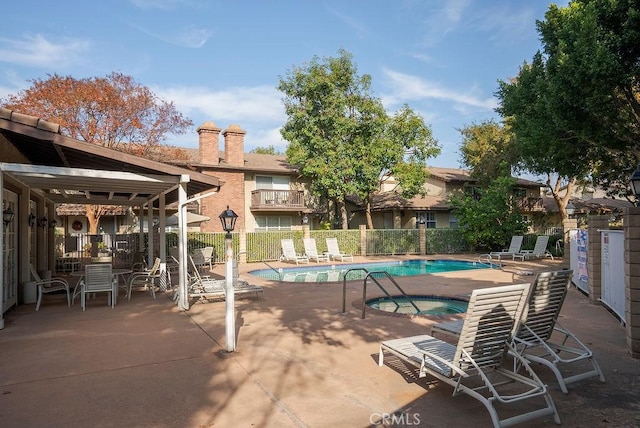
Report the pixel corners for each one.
[22,281,37,304]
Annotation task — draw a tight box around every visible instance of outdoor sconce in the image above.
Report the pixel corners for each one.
[49,219,58,229]
[38,217,48,228]
[219,205,238,238]
[566,201,576,217]
[28,213,36,226]
[630,165,640,202]
[3,208,15,227]
[302,214,309,225]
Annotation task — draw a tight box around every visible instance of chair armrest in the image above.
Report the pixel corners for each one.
[37,278,70,288]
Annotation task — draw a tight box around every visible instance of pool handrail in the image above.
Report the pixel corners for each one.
[262,261,283,280]
[361,271,421,319]
[342,268,370,313]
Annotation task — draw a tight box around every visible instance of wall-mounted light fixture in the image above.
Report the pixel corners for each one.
[3,208,15,227]
[39,217,48,228]
[28,213,37,227]
[49,219,58,229]
[566,201,576,217]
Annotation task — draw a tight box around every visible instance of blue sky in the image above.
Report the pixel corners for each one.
[1,0,567,169]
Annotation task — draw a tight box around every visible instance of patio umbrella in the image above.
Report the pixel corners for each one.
[166,212,210,226]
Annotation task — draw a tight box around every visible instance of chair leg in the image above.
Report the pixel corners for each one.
[35,287,42,311]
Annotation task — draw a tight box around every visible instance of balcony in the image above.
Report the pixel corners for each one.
[516,197,545,212]
[250,189,306,211]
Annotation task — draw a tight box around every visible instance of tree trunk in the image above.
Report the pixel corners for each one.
[338,199,349,230]
[546,174,576,220]
[365,198,374,230]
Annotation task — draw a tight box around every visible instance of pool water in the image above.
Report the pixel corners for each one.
[366,295,469,315]
[249,259,488,282]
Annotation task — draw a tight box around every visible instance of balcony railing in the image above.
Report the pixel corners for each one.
[516,197,544,211]
[250,189,305,211]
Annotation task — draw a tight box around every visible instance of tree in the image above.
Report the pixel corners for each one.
[250,145,282,155]
[448,176,528,252]
[497,0,640,206]
[278,49,440,229]
[2,72,192,233]
[458,120,518,186]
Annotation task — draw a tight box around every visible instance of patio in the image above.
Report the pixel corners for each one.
[1,255,639,427]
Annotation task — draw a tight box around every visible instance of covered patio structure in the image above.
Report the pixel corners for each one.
[0,108,222,327]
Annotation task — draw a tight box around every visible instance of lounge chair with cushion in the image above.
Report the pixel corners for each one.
[514,235,553,261]
[379,283,561,428]
[303,238,330,263]
[280,239,309,265]
[432,269,604,394]
[325,237,353,262]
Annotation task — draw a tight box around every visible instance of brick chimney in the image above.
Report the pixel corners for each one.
[197,121,221,164]
[222,124,246,167]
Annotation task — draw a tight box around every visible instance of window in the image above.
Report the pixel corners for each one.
[255,215,293,231]
[416,211,436,228]
[256,175,289,190]
[449,213,459,228]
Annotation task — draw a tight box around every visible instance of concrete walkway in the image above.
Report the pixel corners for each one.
[1,256,639,427]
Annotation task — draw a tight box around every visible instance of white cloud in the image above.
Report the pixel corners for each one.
[155,84,285,124]
[126,21,213,48]
[0,34,90,68]
[380,68,497,111]
[325,6,369,39]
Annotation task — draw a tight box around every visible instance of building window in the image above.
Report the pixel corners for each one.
[255,215,293,231]
[449,213,459,228]
[256,175,289,190]
[416,211,436,228]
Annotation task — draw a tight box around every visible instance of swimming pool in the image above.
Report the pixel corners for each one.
[249,259,489,282]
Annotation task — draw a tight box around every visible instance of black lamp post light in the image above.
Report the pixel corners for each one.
[219,205,238,237]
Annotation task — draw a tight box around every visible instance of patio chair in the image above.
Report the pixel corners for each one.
[379,283,561,428]
[29,264,71,311]
[186,255,263,301]
[81,264,117,311]
[431,270,605,394]
[514,235,553,261]
[127,257,161,301]
[303,238,330,263]
[280,239,309,265]
[325,237,353,262]
[487,235,524,261]
[192,246,214,271]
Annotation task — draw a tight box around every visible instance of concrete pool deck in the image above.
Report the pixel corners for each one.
[1,254,639,427]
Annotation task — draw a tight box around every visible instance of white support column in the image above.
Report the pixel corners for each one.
[177,179,189,311]
[225,233,236,351]
[146,204,154,267]
[0,169,5,329]
[158,193,167,291]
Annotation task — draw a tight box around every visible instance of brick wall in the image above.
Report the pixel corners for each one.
[197,121,221,164]
[222,124,246,167]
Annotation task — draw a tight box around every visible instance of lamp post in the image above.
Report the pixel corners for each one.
[631,165,640,206]
[219,205,238,352]
[566,201,576,218]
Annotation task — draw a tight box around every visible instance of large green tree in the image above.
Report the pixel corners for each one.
[278,49,439,229]
[2,72,193,233]
[448,176,528,252]
[458,120,518,186]
[497,0,640,205]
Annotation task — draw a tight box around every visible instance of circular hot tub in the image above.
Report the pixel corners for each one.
[366,295,468,316]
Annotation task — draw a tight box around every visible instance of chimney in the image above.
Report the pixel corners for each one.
[197,121,221,164]
[222,124,246,167]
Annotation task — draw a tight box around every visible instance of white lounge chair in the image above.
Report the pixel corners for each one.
[514,235,553,260]
[325,237,353,262]
[488,235,524,261]
[432,270,604,394]
[186,255,263,301]
[280,239,309,265]
[379,283,561,428]
[192,246,214,271]
[303,238,330,263]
